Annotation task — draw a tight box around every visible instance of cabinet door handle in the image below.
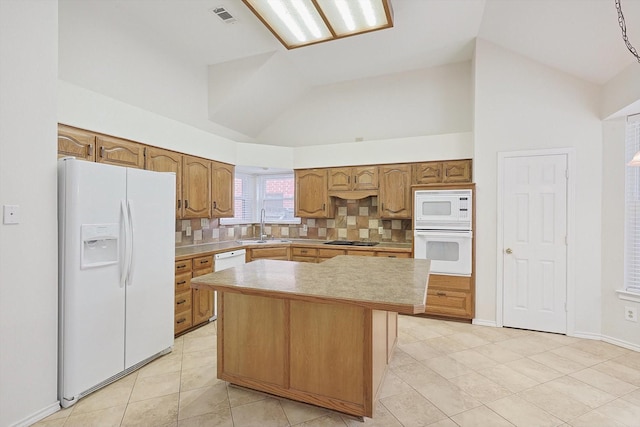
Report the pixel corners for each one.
[301,250,308,254]
[213,201,217,209]
[177,299,187,305]
[177,280,187,285]
[436,291,447,296]
[387,255,396,258]
[185,200,189,209]
[176,318,186,324]
[347,176,350,184]
[354,176,357,183]
[177,264,187,269]
[178,200,182,209]
[322,203,325,210]
[88,144,94,156]
[200,259,209,264]
[100,146,105,158]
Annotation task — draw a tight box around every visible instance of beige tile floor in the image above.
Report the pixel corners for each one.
[35,316,640,427]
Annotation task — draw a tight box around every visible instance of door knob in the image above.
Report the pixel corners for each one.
[505,248,513,254]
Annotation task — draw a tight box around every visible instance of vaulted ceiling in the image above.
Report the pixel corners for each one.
[59,0,640,146]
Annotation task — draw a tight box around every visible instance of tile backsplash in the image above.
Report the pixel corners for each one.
[175,197,412,247]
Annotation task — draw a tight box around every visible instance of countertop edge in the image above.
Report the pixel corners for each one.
[191,281,424,314]
[176,240,412,260]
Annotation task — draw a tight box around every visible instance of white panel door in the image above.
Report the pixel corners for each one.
[124,168,175,368]
[503,154,567,333]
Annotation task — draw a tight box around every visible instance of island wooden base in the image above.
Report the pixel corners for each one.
[217,291,398,418]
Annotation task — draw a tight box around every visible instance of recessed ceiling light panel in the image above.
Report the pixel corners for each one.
[242,0,393,49]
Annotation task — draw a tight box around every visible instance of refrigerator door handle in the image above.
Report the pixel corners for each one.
[120,200,130,288]
[126,200,135,286]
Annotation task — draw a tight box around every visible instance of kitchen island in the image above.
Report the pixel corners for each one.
[191,255,430,418]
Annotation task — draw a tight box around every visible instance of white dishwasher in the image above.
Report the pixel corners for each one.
[212,249,246,320]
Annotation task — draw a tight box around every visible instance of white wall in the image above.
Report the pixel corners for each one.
[601,118,640,349]
[473,39,603,337]
[0,1,59,426]
[293,132,473,169]
[259,61,473,147]
[601,63,640,119]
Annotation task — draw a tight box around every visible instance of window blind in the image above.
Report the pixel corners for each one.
[624,114,640,293]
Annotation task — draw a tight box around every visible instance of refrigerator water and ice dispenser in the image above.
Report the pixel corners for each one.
[80,223,119,269]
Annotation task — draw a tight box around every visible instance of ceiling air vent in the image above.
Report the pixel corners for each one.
[211,6,237,24]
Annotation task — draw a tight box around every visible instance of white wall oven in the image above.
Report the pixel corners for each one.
[414,189,473,276]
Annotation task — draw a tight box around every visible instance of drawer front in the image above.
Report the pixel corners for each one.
[376,251,411,258]
[174,310,193,335]
[318,248,346,259]
[428,274,472,292]
[250,247,289,260]
[175,260,192,274]
[192,255,213,271]
[425,289,472,318]
[346,250,375,256]
[291,256,317,263]
[175,272,191,293]
[175,290,192,314]
[292,247,318,257]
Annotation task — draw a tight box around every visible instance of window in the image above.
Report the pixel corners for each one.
[624,114,640,295]
[221,172,299,224]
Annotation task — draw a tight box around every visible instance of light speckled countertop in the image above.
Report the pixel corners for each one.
[191,255,429,314]
[175,239,412,260]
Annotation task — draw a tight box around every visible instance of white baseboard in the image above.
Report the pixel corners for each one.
[569,331,602,341]
[601,334,640,352]
[10,401,60,427]
[472,318,497,327]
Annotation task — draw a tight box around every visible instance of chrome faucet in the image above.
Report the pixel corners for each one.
[259,208,266,241]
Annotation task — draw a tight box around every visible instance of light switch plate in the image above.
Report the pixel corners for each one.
[3,205,19,224]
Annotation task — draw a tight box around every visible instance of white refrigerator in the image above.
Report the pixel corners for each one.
[58,158,175,408]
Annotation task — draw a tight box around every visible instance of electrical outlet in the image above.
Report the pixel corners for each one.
[378,226,384,234]
[303,224,308,232]
[625,306,638,322]
[185,226,191,237]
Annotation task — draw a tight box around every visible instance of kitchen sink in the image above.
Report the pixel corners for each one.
[324,240,379,246]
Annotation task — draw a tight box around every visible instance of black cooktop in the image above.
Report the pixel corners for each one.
[324,240,379,247]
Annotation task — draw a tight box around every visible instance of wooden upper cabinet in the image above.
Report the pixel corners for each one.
[145,147,182,218]
[413,161,443,185]
[328,166,378,191]
[211,161,234,218]
[379,164,411,219]
[182,156,211,219]
[58,125,96,161]
[327,167,351,191]
[352,166,378,190]
[295,169,333,218]
[442,160,472,183]
[413,159,472,185]
[96,135,145,169]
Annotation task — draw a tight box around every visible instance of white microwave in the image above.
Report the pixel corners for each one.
[414,189,472,230]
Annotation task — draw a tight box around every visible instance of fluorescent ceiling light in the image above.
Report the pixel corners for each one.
[243,0,393,49]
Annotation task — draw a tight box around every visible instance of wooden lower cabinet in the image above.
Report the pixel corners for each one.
[174,261,193,335]
[218,291,397,417]
[377,251,411,258]
[247,246,290,261]
[425,274,473,319]
[174,255,214,336]
[291,247,317,263]
[318,248,346,262]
